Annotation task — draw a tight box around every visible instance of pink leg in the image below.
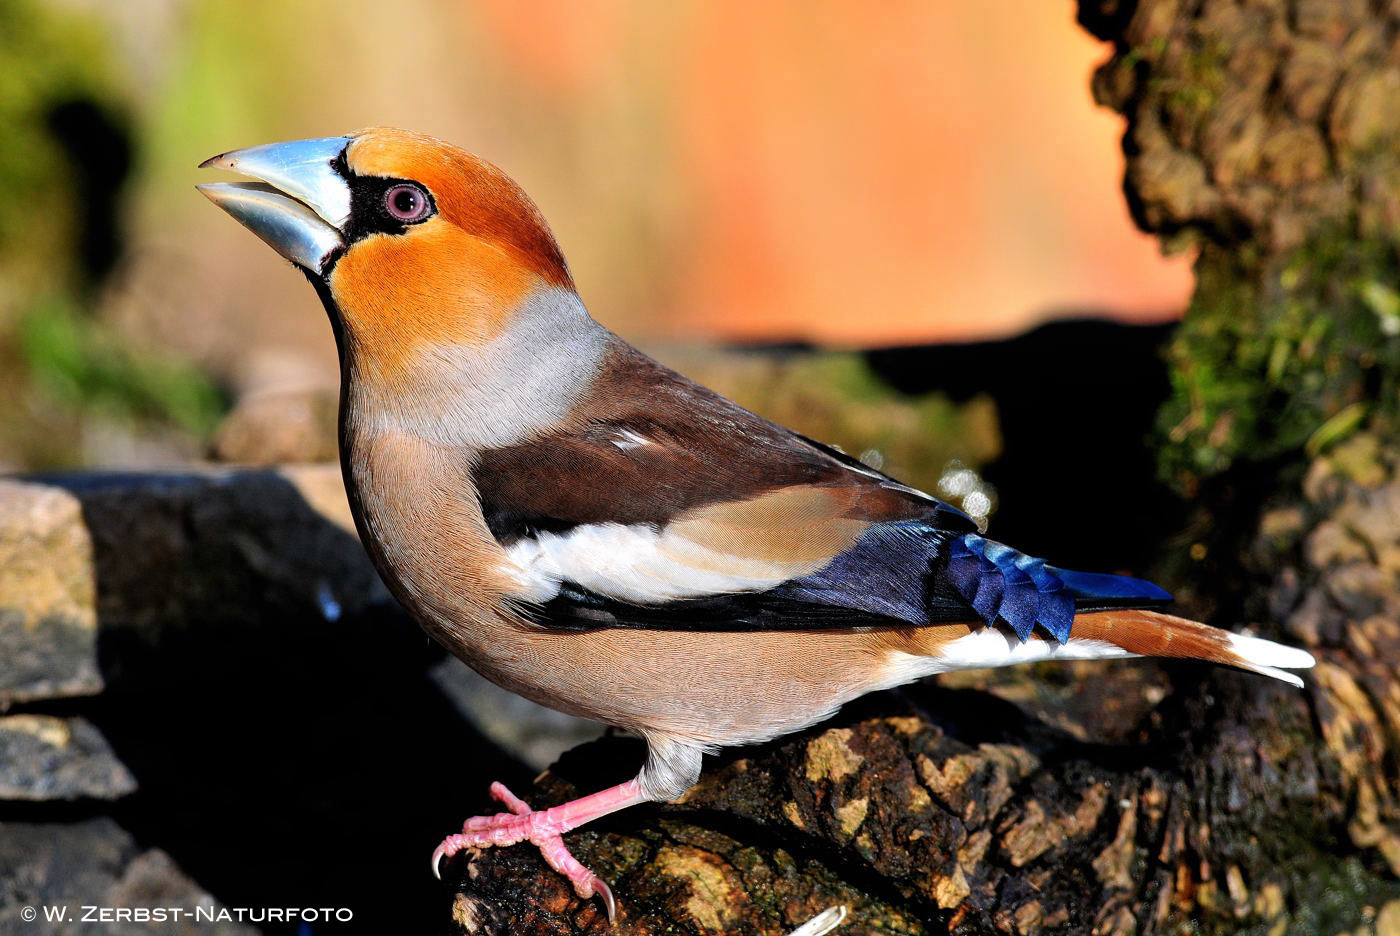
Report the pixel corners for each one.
[432,778,646,922]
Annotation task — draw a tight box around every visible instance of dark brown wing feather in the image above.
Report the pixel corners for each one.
[474,342,973,544]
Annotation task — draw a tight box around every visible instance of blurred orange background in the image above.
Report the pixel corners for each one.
[115,0,1191,381]
[3,0,1193,467]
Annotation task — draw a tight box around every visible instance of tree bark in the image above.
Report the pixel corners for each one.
[450,2,1400,932]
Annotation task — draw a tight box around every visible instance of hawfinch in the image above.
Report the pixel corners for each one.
[199,128,1315,921]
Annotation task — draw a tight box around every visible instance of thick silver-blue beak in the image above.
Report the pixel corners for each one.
[197,135,353,273]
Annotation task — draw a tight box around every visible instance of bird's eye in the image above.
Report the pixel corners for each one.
[385,183,431,222]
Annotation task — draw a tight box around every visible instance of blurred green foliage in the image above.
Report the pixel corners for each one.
[0,0,228,466]
[143,1,316,215]
[0,0,115,293]
[19,295,226,437]
[1159,235,1400,491]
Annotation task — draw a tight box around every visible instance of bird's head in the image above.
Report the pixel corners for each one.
[199,128,576,378]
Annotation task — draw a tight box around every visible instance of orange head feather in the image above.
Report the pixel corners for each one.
[327,128,575,375]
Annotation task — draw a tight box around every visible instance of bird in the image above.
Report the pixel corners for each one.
[198,128,1316,922]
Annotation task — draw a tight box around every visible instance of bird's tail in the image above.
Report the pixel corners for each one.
[1070,608,1316,687]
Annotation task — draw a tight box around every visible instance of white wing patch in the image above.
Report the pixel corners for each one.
[504,521,803,604]
[935,631,1137,670]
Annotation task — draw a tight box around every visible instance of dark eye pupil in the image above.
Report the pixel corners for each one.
[385,183,428,221]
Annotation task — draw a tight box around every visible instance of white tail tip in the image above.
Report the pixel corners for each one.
[1227,633,1316,687]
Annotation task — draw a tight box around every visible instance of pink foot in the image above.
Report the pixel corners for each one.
[433,780,644,923]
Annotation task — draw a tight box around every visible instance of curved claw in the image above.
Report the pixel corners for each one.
[593,876,617,924]
[431,841,447,880]
[432,833,470,881]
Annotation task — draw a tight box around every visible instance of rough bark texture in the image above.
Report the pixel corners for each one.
[1077,2,1400,926]
[447,2,1400,933]
[1080,0,1400,486]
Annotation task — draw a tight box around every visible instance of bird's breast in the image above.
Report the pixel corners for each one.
[340,423,532,646]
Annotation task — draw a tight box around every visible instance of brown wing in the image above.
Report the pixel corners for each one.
[474,342,972,545]
[472,343,977,627]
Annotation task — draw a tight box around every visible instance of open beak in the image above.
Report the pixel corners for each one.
[197,135,353,274]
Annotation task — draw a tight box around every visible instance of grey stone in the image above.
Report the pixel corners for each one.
[33,465,388,655]
[1305,518,1370,569]
[1336,485,1400,556]
[0,714,136,801]
[0,468,390,703]
[209,387,340,466]
[0,818,258,936]
[0,480,102,706]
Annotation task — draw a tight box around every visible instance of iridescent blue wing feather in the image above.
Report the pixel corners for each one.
[761,525,1170,643]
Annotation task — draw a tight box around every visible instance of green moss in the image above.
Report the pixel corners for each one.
[1149,34,1230,125]
[1158,233,1400,492]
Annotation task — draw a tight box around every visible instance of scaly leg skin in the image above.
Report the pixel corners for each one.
[432,778,647,923]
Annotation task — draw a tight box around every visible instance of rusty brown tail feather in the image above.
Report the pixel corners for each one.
[1071,608,1315,686]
